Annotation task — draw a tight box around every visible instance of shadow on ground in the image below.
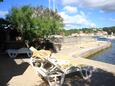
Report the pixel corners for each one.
[63,68,115,86]
[0,54,29,86]
[35,66,115,86]
[1,54,115,86]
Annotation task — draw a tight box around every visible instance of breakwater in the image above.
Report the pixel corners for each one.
[91,39,115,64]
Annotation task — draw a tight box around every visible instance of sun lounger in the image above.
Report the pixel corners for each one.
[30,47,93,86]
[6,48,32,58]
[30,47,65,86]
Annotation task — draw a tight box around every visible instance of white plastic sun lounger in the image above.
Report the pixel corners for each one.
[6,48,32,58]
[29,47,65,86]
[30,47,92,86]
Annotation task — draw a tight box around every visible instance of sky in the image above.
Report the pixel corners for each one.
[0,0,115,29]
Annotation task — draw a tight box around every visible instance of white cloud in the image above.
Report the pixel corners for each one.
[100,10,105,13]
[109,18,115,22]
[61,0,78,5]
[59,11,96,29]
[61,0,115,11]
[0,11,8,17]
[63,6,78,14]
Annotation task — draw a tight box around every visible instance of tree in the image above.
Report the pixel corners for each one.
[6,5,64,41]
[33,6,63,37]
[6,6,34,40]
[0,0,3,2]
[103,26,115,35]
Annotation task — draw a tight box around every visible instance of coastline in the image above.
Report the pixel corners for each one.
[54,40,115,73]
[2,40,115,86]
[74,41,112,58]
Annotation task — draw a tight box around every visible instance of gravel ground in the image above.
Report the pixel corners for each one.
[0,54,29,86]
[63,68,115,86]
[0,54,115,86]
[0,40,114,86]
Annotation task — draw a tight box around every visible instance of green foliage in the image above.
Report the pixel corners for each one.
[0,0,3,2]
[63,27,115,36]
[6,5,64,41]
[63,28,97,36]
[63,29,80,36]
[6,6,33,40]
[103,26,115,35]
[82,28,96,33]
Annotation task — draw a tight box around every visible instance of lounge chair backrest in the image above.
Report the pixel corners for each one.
[30,47,51,60]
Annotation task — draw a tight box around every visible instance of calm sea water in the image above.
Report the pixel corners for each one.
[90,38,115,65]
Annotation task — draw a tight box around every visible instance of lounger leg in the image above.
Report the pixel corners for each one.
[79,67,92,80]
[27,52,32,57]
[60,74,65,85]
[9,52,17,58]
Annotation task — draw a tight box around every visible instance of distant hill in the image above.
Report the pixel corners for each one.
[103,26,115,35]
